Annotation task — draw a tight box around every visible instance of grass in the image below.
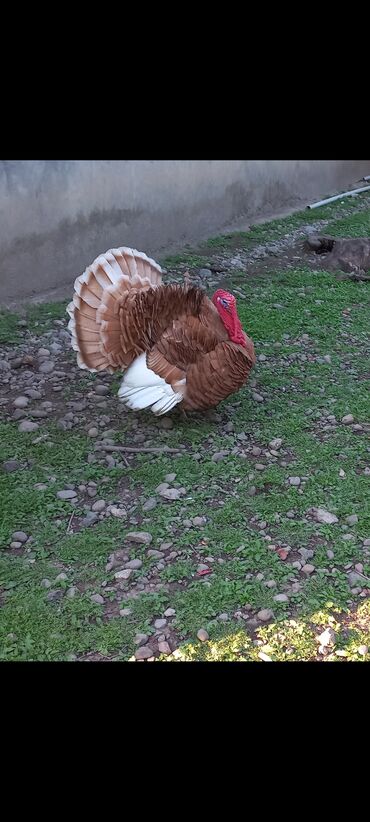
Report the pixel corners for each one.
[0,193,369,661]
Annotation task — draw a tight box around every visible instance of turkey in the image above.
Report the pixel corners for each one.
[67,247,256,415]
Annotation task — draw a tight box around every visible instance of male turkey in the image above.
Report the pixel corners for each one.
[67,247,255,415]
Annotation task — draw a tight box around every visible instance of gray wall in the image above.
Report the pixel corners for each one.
[1,160,369,304]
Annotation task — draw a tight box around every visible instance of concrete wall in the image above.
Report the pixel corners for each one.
[1,160,369,304]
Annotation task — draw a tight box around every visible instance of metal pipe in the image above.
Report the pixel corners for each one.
[307,184,370,209]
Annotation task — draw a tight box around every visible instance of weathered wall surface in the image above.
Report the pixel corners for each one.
[0,160,369,303]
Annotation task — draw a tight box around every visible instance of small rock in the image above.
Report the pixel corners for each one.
[302,564,315,574]
[158,641,171,655]
[81,511,98,527]
[90,593,105,604]
[12,530,28,543]
[134,646,154,659]
[147,549,165,559]
[95,385,110,396]
[88,427,99,437]
[212,450,229,463]
[38,360,55,373]
[125,559,143,570]
[257,608,274,622]
[358,645,368,656]
[251,446,262,456]
[197,629,209,642]
[160,488,182,500]
[10,541,22,549]
[193,516,206,526]
[218,613,229,621]
[165,473,177,483]
[55,572,68,583]
[110,506,127,518]
[134,633,149,646]
[355,563,363,573]
[252,392,264,403]
[327,550,335,560]
[347,572,363,587]
[273,594,289,603]
[2,459,22,473]
[255,464,265,471]
[143,498,157,512]
[289,476,301,486]
[57,489,77,500]
[164,608,176,617]
[67,586,78,598]
[119,608,132,617]
[341,414,354,425]
[316,628,336,646]
[126,531,152,545]
[92,499,106,512]
[41,578,51,588]
[248,486,257,497]
[13,396,29,408]
[18,420,39,433]
[309,507,338,525]
[266,580,277,588]
[154,618,167,630]
[114,569,132,580]
[346,514,358,526]
[269,438,283,450]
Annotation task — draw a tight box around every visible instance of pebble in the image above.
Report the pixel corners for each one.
[114,569,132,580]
[257,608,274,621]
[12,530,28,543]
[38,360,55,373]
[327,550,335,560]
[289,476,301,486]
[135,646,154,660]
[255,464,265,471]
[164,608,176,617]
[91,499,106,512]
[355,563,363,573]
[212,451,229,463]
[126,531,152,545]
[252,392,264,402]
[147,549,165,558]
[18,420,39,433]
[110,506,127,518]
[160,487,182,500]
[10,541,22,549]
[273,593,289,602]
[119,608,132,617]
[358,645,368,656]
[134,633,149,646]
[13,396,29,408]
[154,618,167,630]
[347,572,363,587]
[269,438,283,450]
[197,629,209,642]
[55,572,68,582]
[2,459,22,473]
[125,559,143,570]
[341,414,354,425]
[218,613,229,621]
[309,507,338,525]
[346,514,358,526]
[90,593,105,604]
[158,641,172,655]
[193,516,206,526]
[302,564,315,574]
[88,427,99,437]
[67,587,78,598]
[143,498,157,511]
[251,446,262,456]
[248,486,257,496]
[165,473,177,483]
[95,385,110,395]
[57,489,77,500]
[266,580,277,588]
[316,628,336,646]
[41,578,51,588]
[81,511,98,527]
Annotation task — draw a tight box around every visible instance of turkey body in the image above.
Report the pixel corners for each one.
[67,247,255,415]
